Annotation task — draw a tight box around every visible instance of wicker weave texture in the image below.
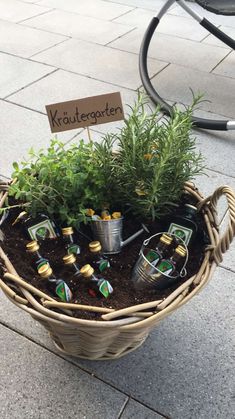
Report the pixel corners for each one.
[0,182,234,360]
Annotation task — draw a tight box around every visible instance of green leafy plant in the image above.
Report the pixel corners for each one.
[93,94,205,220]
[9,139,114,226]
[7,95,205,225]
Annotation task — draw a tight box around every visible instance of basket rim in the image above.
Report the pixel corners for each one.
[0,180,234,330]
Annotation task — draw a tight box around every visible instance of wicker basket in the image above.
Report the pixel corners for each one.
[0,181,235,360]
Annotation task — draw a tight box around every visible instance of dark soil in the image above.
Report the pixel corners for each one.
[0,195,210,320]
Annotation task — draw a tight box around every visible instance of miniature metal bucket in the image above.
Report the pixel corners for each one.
[132,232,188,290]
[91,218,123,254]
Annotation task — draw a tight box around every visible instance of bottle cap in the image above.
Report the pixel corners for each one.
[12,211,28,226]
[38,264,52,278]
[63,254,76,265]
[101,210,110,219]
[80,264,94,278]
[175,245,187,257]
[62,227,74,236]
[26,240,39,253]
[112,212,122,219]
[160,233,173,245]
[89,241,102,253]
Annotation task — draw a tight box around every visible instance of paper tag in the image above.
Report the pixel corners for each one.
[46,92,124,133]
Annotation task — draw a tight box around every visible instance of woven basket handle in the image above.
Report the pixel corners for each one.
[199,185,235,264]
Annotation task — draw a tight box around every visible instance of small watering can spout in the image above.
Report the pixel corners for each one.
[121,224,149,248]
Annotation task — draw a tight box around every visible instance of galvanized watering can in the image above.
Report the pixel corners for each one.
[91,217,149,254]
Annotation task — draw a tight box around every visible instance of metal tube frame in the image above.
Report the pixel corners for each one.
[139,0,235,130]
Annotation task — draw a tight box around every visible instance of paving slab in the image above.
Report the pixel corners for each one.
[33,39,168,90]
[75,267,235,419]
[150,63,235,118]
[7,69,139,135]
[38,0,134,21]
[0,19,68,58]
[103,0,166,12]
[0,264,234,419]
[0,100,74,177]
[213,51,235,79]
[0,324,128,419]
[23,9,135,46]
[192,122,235,178]
[0,52,55,99]
[114,9,208,41]
[109,28,229,73]
[0,0,51,23]
[120,399,165,418]
[202,26,235,49]
[193,169,235,223]
[219,214,235,272]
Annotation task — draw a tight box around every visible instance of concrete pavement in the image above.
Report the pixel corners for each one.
[0,1,234,418]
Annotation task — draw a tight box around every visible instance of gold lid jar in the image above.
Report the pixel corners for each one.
[62,227,74,236]
[175,245,187,258]
[89,241,102,253]
[38,264,52,278]
[26,240,39,253]
[80,264,94,278]
[63,253,76,265]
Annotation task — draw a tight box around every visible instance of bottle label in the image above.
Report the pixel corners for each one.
[145,250,160,265]
[36,259,49,270]
[28,220,57,240]
[68,244,81,255]
[56,281,72,302]
[157,260,174,275]
[98,259,110,272]
[99,280,113,298]
[168,222,192,245]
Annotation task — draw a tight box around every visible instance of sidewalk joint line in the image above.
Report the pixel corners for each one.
[3,98,46,116]
[110,7,137,23]
[17,8,54,24]
[29,37,71,59]
[105,27,137,47]
[210,50,233,74]
[205,168,235,180]
[0,319,169,418]
[4,68,59,100]
[117,397,130,419]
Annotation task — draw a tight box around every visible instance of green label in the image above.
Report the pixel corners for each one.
[99,259,110,272]
[56,281,72,302]
[157,260,174,275]
[146,250,160,264]
[28,220,57,240]
[168,223,192,245]
[99,280,113,298]
[68,244,80,255]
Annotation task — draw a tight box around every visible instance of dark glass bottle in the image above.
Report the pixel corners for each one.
[62,227,81,255]
[145,233,173,266]
[167,204,198,246]
[12,211,58,240]
[62,253,81,278]
[151,245,187,290]
[26,240,49,270]
[80,264,113,298]
[38,264,72,302]
[88,241,110,272]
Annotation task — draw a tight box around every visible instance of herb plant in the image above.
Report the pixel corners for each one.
[8,95,204,225]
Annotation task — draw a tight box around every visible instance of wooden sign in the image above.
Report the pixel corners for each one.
[46,92,124,133]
